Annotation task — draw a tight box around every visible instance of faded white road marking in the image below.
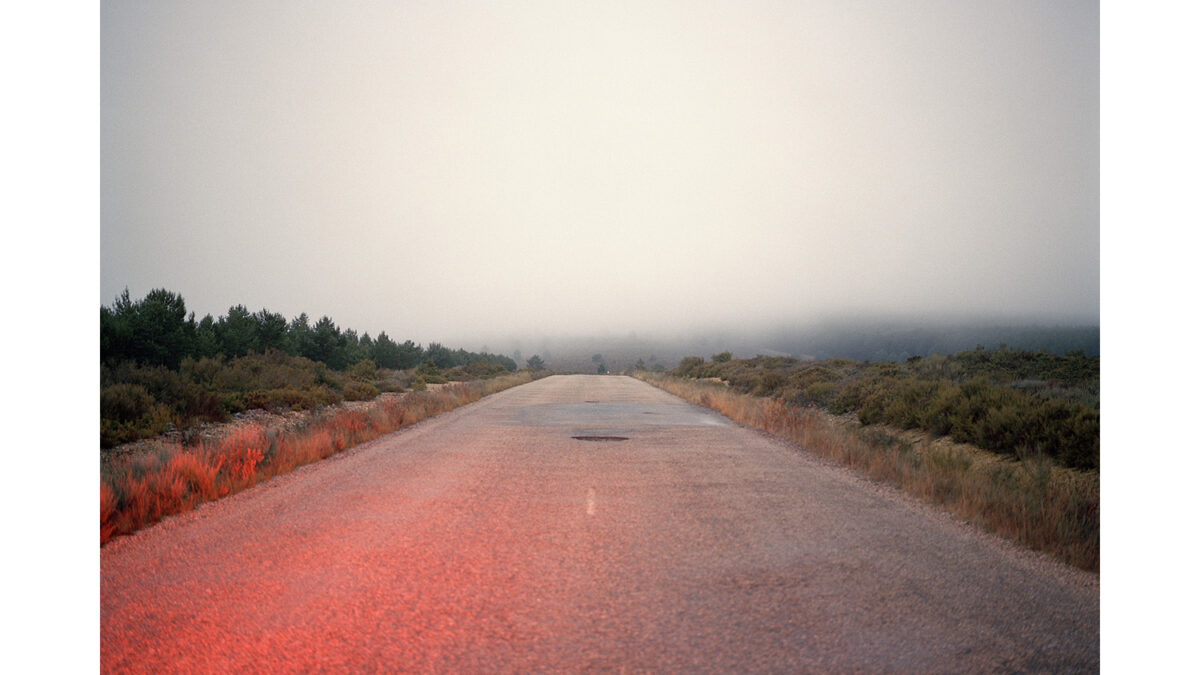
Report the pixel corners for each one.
[586,488,596,516]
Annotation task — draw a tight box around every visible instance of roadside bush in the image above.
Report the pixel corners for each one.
[1037,402,1100,470]
[242,386,329,411]
[880,380,942,430]
[832,376,890,417]
[977,402,1027,453]
[219,392,245,415]
[912,353,959,380]
[180,356,225,388]
[104,362,191,410]
[181,389,226,422]
[755,371,786,397]
[209,350,328,393]
[676,356,705,376]
[829,381,861,415]
[921,384,966,437]
[375,370,408,393]
[856,378,897,426]
[101,383,156,424]
[801,381,836,405]
[793,365,838,388]
[100,293,535,450]
[347,359,377,381]
[342,381,380,402]
[774,356,1100,472]
[100,383,174,447]
[867,361,901,378]
[460,361,509,379]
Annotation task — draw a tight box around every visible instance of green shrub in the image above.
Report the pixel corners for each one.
[676,356,705,376]
[100,383,174,447]
[220,392,246,415]
[342,381,379,402]
[665,348,1099,472]
[209,350,328,393]
[105,362,191,409]
[881,380,941,430]
[793,366,838,388]
[977,403,1026,454]
[803,381,836,405]
[921,384,965,437]
[101,383,156,424]
[180,356,225,387]
[376,373,407,393]
[836,375,896,421]
[1036,402,1099,470]
[182,388,226,422]
[868,362,901,377]
[347,359,377,381]
[755,371,785,396]
[831,378,870,415]
[243,387,317,411]
[457,361,508,379]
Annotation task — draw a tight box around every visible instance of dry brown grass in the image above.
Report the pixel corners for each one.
[636,372,1099,571]
[100,372,535,544]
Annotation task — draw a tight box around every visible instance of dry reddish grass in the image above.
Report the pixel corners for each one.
[637,372,1099,572]
[101,373,534,545]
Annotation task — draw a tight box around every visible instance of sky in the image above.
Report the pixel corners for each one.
[101,0,1099,346]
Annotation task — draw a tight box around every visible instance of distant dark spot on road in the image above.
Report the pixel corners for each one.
[572,436,629,442]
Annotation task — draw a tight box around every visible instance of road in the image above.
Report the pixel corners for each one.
[101,375,1098,672]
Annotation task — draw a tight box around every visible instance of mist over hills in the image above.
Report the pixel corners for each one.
[496,319,1099,374]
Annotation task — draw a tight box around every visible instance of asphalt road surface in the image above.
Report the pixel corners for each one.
[101,375,1099,673]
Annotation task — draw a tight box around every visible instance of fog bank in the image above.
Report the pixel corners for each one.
[103,1,1098,347]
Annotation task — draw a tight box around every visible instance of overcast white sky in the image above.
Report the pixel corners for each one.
[101,0,1098,345]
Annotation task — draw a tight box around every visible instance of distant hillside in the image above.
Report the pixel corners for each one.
[533,321,1099,373]
[764,323,1100,363]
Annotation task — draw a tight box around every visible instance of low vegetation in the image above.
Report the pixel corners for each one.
[668,347,1098,471]
[100,288,550,544]
[101,373,540,544]
[634,347,1100,571]
[100,288,523,448]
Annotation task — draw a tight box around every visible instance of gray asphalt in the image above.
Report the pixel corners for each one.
[101,374,1099,673]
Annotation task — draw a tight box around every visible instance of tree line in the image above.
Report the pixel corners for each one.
[101,288,518,373]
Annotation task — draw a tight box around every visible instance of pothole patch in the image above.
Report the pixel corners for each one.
[572,435,630,442]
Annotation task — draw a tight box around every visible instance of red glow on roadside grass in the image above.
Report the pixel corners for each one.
[100,374,535,544]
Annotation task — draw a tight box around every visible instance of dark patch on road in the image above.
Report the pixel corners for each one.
[516,402,727,428]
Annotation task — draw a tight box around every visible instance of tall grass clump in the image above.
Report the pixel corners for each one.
[635,371,1099,571]
[101,372,537,544]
